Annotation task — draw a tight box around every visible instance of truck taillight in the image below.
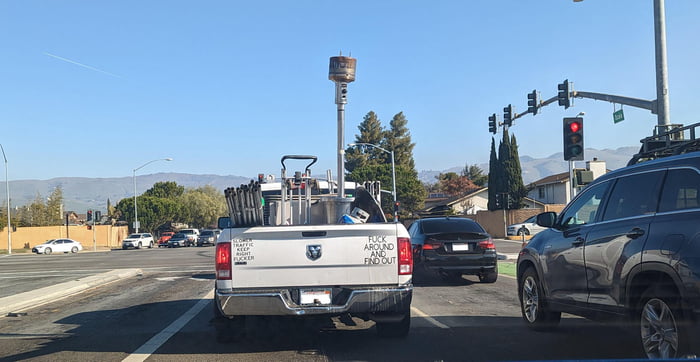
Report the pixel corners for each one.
[398,237,413,275]
[215,243,232,280]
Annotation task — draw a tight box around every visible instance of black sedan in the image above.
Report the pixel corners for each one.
[408,217,497,283]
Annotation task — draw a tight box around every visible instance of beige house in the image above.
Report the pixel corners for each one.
[421,188,489,216]
[527,158,608,205]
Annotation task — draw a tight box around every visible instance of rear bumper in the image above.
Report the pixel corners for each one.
[420,251,497,275]
[215,285,412,317]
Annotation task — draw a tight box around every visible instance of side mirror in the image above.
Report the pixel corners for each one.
[217,216,233,229]
[536,212,557,228]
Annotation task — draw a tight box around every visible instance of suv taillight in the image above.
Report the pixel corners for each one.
[398,237,413,275]
[215,243,232,280]
[478,238,496,250]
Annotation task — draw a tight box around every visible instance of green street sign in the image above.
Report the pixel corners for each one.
[613,109,624,123]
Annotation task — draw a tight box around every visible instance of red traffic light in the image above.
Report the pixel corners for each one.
[569,121,581,133]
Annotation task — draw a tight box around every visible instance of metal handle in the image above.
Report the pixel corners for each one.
[572,237,585,247]
[626,228,645,239]
[302,231,327,237]
[281,155,318,174]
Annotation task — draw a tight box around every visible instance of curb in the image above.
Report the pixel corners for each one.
[0,268,142,317]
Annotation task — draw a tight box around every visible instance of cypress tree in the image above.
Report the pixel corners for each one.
[345,111,385,173]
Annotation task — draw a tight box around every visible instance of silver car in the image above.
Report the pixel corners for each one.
[507,215,546,236]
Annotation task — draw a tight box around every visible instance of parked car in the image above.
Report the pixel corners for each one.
[121,233,154,249]
[178,228,199,246]
[506,215,547,236]
[32,239,83,255]
[517,151,700,359]
[167,232,191,247]
[408,217,497,283]
[157,231,175,247]
[196,229,218,246]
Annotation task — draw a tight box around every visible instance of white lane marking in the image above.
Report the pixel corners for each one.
[154,277,183,282]
[410,306,449,329]
[122,288,214,362]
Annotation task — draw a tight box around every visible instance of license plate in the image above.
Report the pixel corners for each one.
[300,289,332,305]
[452,243,470,251]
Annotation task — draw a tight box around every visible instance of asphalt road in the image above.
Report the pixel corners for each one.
[0,243,647,361]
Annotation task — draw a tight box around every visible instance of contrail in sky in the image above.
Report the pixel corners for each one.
[44,52,123,78]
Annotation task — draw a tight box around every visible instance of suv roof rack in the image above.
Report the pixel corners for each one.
[628,122,700,166]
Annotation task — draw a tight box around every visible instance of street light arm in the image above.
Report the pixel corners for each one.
[348,142,390,154]
[133,158,172,233]
[134,158,173,173]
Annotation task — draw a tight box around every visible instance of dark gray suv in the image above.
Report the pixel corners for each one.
[517,151,700,359]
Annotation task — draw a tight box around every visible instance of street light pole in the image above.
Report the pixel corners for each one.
[133,158,172,233]
[347,143,398,222]
[0,145,10,255]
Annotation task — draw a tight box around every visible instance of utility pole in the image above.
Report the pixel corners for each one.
[654,0,671,130]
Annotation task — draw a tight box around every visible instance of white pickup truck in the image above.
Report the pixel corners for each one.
[213,156,413,341]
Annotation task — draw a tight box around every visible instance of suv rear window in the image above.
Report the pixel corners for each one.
[200,231,214,236]
[421,218,484,234]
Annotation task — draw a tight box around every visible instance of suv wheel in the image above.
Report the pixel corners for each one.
[639,286,687,359]
[137,241,142,249]
[148,241,153,248]
[519,267,560,330]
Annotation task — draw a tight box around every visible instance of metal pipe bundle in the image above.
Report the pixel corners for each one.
[224,181,264,227]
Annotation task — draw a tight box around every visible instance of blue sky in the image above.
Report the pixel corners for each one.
[0,1,698,181]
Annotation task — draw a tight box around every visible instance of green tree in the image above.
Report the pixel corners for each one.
[144,181,185,199]
[462,164,488,187]
[116,195,181,233]
[0,209,7,231]
[347,111,425,218]
[507,134,527,208]
[177,186,226,229]
[345,111,385,173]
[383,112,415,169]
[46,186,64,225]
[487,138,502,211]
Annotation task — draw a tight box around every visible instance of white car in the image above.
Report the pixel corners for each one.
[32,239,83,255]
[122,233,155,249]
[506,215,547,236]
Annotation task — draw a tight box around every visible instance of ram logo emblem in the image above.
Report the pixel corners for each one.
[306,245,322,261]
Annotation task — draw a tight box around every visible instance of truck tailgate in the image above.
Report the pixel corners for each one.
[227,223,402,288]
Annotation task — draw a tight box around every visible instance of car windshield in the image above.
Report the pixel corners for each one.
[127,234,142,239]
[421,219,485,234]
[201,231,214,236]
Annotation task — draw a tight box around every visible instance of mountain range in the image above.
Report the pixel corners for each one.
[418,146,638,185]
[3,147,638,212]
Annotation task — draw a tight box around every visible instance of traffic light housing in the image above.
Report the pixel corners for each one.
[503,104,513,127]
[95,211,102,223]
[495,193,503,209]
[563,117,584,161]
[558,80,571,109]
[87,210,93,222]
[488,114,497,134]
[527,90,539,115]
